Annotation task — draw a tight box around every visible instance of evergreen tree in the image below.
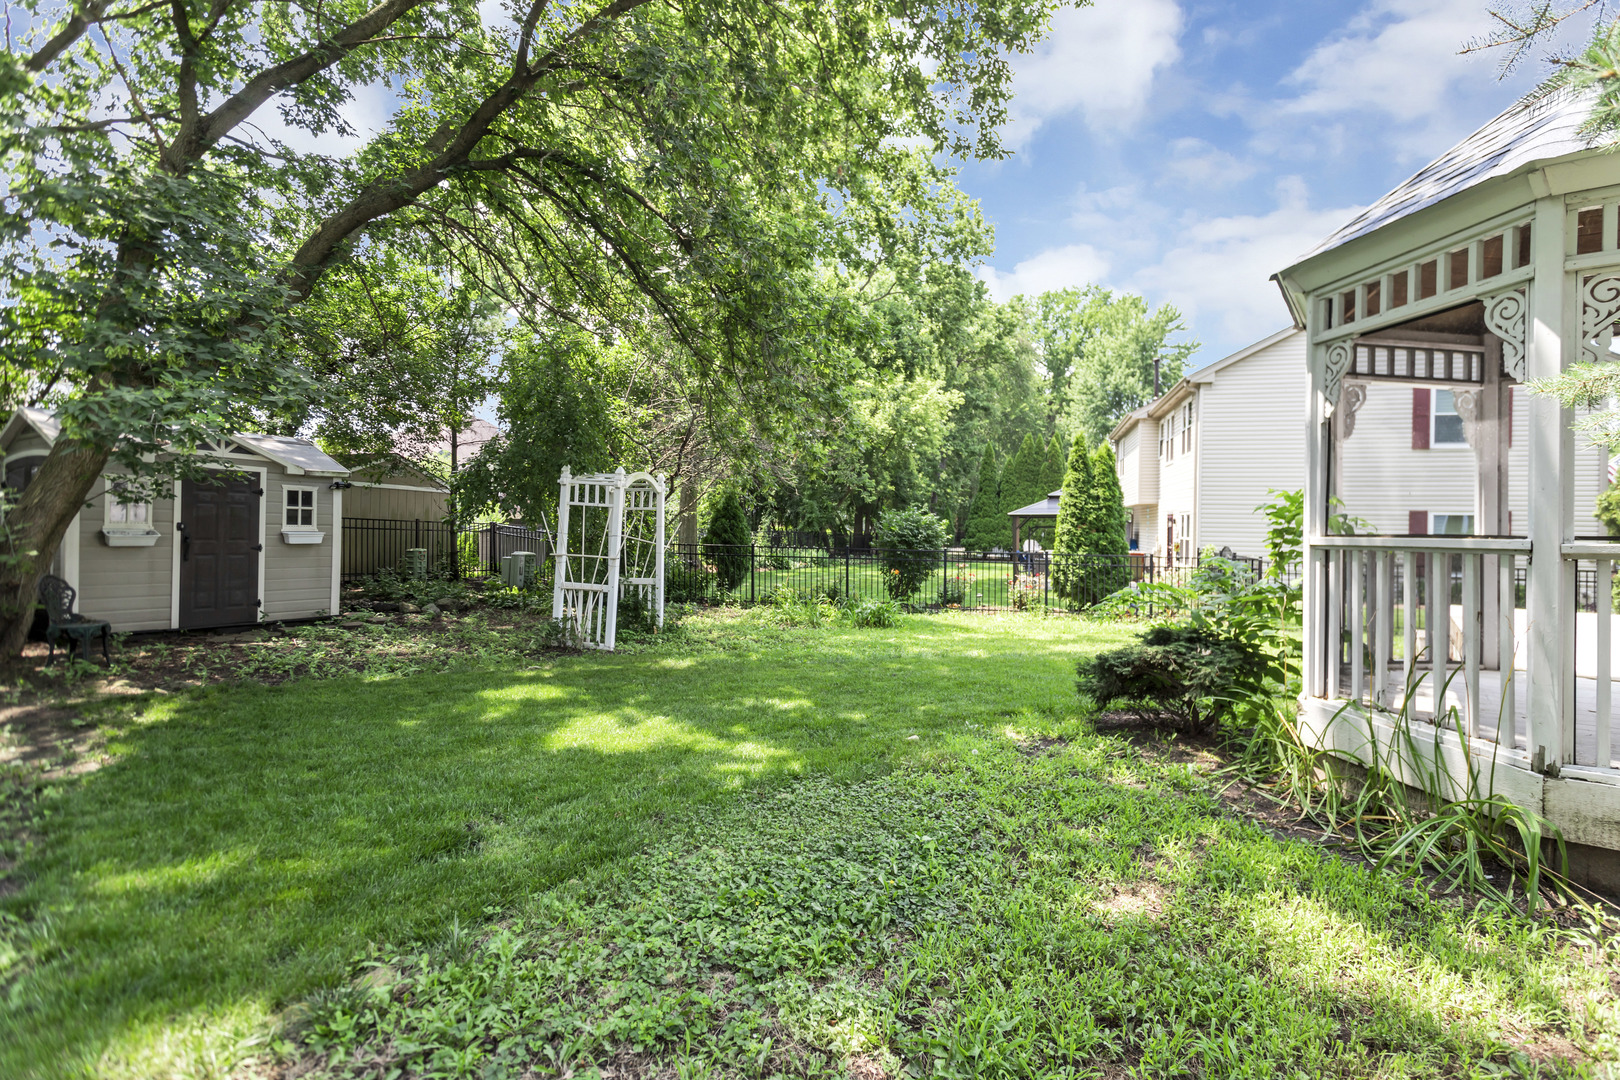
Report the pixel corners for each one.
[704,487,753,590]
[1041,434,1067,498]
[1089,444,1129,558]
[1052,435,1093,557]
[961,445,1003,551]
[999,433,1047,526]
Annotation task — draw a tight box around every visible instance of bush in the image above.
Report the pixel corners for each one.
[666,561,716,603]
[845,597,902,629]
[873,507,948,601]
[704,488,752,590]
[1076,623,1263,734]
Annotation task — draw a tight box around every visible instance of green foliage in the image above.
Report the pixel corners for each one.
[704,489,753,591]
[872,507,948,600]
[997,432,1047,532]
[845,596,903,628]
[1088,443,1129,559]
[1041,434,1067,497]
[665,561,717,604]
[1032,287,1198,447]
[960,445,1003,551]
[456,327,622,526]
[1077,623,1264,733]
[1052,434,1094,557]
[1258,489,1304,579]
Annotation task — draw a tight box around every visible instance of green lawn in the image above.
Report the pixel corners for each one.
[1,611,1615,1078]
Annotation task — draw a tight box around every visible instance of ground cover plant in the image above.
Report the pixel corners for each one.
[0,611,1616,1078]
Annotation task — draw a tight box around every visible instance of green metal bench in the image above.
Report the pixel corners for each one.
[38,574,111,665]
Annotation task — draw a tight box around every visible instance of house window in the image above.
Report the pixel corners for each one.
[1432,389,1467,446]
[284,486,317,529]
[104,482,151,528]
[1431,513,1474,536]
[1181,402,1194,453]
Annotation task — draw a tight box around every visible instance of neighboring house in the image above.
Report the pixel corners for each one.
[1,408,348,631]
[337,453,452,521]
[1111,327,1308,565]
[1335,379,1608,538]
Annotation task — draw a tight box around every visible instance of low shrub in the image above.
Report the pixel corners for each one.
[666,562,716,603]
[845,597,901,629]
[1076,623,1263,734]
[760,587,836,628]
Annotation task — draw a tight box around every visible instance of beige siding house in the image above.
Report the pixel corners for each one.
[3,408,349,631]
[1110,328,1308,564]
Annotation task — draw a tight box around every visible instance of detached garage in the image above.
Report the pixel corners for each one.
[2,408,349,631]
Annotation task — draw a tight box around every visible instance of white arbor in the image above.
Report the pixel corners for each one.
[551,466,665,650]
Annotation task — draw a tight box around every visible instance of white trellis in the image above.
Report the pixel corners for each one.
[551,466,665,650]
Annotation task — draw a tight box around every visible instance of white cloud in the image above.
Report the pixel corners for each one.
[978,243,1113,302]
[1128,178,1364,353]
[1162,138,1256,188]
[1282,0,1494,124]
[1002,0,1183,149]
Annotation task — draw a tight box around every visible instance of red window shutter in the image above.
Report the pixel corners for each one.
[1412,388,1431,449]
[1408,510,1428,536]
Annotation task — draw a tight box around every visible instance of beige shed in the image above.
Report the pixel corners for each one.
[2,408,349,631]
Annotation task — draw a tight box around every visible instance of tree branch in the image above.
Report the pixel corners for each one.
[26,0,109,71]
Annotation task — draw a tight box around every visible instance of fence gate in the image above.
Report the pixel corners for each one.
[551,466,665,650]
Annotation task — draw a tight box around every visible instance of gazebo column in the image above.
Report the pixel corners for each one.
[1526,194,1573,769]
[1302,329,1331,699]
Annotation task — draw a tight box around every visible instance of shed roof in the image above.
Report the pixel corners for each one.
[1300,90,1593,261]
[1008,491,1062,519]
[0,407,62,449]
[0,409,349,477]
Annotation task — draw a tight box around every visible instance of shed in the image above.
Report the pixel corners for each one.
[337,454,452,521]
[1,408,348,631]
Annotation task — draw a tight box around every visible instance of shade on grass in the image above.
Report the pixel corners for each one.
[0,613,1132,1078]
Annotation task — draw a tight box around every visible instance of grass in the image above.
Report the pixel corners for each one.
[0,610,1616,1078]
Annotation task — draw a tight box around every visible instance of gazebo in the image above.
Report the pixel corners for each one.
[1007,490,1062,555]
[1275,91,1620,884]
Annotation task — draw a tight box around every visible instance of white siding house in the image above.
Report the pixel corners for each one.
[1110,328,1308,565]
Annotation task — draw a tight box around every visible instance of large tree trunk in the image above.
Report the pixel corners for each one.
[0,440,113,662]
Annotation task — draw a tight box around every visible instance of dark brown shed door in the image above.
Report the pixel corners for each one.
[178,473,261,629]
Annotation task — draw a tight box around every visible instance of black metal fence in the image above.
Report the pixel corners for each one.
[341,518,548,583]
[666,544,1275,613]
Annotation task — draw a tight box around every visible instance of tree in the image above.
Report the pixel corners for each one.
[704,488,752,591]
[1041,434,1067,499]
[998,433,1047,545]
[961,445,1003,551]
[456,326,622,527]
[290,259,503,527]
[1053,435,1093,555]
[1089,444,1128,558]
[0,0,1060,656]
[1044,289,1198,447]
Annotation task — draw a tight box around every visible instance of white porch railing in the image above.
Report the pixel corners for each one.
[1315,536,1532,750]
[1313,536,1620,776]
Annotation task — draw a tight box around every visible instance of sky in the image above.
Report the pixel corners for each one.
[965,0,1585,369]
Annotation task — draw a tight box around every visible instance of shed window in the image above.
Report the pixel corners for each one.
[4,455,43,494]
[285,486,317,528]
[104,482,151,528]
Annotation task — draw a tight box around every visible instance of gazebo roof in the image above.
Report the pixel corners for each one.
[1300,90,1593,262]
[1007,491,1062,518]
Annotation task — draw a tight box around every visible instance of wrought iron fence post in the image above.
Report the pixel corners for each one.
[749,543,755,605]
[1044,557,1050,612]
[845,547,851,600]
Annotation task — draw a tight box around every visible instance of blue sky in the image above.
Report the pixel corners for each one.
[966,0,1583,368]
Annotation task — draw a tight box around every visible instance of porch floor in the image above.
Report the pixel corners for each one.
[1352,662,1618,769]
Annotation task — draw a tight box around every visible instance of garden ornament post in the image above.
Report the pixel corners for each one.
[551,466,666,650]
